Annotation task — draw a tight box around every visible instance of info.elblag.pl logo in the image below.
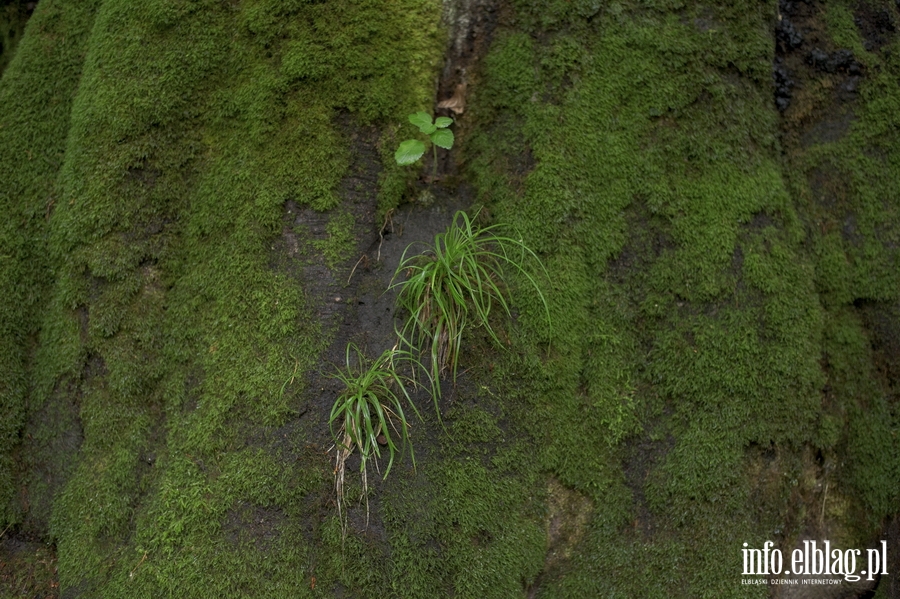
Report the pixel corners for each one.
[742,540,888,582]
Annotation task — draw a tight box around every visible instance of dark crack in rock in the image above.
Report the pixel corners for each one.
[805,48,861,75]
[774,57,794,112]
[777,17,804,52]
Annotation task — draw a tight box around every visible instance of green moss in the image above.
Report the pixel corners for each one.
[0,0,102,527]
[379,421,547,599]
[823,0,872,63]
[0,0,444,594]
[2,0,898,595]
[312,211,356,269]
[0,2,30,76]
[0,540,58,599]
[460,0,860,595]
[786,0,900,538]
[823,309,900,529]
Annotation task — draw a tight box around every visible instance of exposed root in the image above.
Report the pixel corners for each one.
[332,428,371,538]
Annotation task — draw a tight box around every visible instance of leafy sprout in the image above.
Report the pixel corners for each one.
[391,210,550,398]
[329,343,427,520]
[395,111,454,179]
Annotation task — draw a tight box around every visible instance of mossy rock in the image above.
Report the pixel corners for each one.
[0,0,898,596]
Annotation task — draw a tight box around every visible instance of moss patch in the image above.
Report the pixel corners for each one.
[1,0,444,596]
[782,0,900,540]
[0,538,59,599]
[0,1,33,76]
[459,0,896,595]
[0,0,102,529]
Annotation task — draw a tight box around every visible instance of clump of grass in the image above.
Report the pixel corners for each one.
[329,343,425,519]
[391,210,550,393]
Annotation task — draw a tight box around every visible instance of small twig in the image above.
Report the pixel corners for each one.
[347,254,368,285]
[821,482,828,528]
[279,356,301,397]
[377,209,395,262]
[129,553,147,579]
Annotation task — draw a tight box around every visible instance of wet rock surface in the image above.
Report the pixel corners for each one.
[777,15,805,51]
[774,56,794,112]
[854,2,897,51]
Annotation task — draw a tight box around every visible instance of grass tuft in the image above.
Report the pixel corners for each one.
[329,343,426,520]
[391,210,550,394]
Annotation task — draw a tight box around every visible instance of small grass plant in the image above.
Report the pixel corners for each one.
[394,111,454,179]
[329,343,427,522]
[391,210,550,396]
[327,211,548,529]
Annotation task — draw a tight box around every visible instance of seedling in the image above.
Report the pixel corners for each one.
[329,343,426,522]
[394,112,454,179]
[391,210,550,397]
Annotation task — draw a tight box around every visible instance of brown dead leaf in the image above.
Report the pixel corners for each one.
[437,82,467,115]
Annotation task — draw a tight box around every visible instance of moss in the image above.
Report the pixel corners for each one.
[824,309,900,529]
[0,0,444,595]
[785,0,900,539]
[0,2,31,76]
[459,0,880,595]
[0,540,58,598]
[312,211,356,269]
[379,427,547,599]
[2,0,898,595]
[0,0,102,528]
[823,0,872,63]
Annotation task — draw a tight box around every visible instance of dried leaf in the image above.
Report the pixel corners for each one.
[437,82,467,115]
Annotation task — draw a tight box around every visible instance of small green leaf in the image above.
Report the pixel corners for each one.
[408,111,435,134]
[434,116,453,128]
[429,128,454,150]
[395,139,426,165]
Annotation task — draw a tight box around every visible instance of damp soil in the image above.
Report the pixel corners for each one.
[277,184,474,438]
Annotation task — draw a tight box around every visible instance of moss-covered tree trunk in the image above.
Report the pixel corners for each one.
[1,0,898,597]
